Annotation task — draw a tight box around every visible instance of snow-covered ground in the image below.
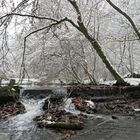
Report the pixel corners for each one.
[125,78,140,86]
[1,77,140,87]
[99,78,140,86]
[1,78,41,86]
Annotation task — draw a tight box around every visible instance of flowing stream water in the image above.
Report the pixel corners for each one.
[0,98,48,140]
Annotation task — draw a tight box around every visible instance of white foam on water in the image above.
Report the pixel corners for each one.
[6,98,46,131]
[64,98,81,115]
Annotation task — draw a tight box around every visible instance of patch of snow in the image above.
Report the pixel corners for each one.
[124,78,140,86]
[85,100,95,109]
[99,78,140,86]
[1,78,41,86]
[11,88,16,91]
[1,80,9,85]
[64,98,81,115]
[50,80,61,84]
[83,80,91,84]
[134,108,140,112]
[99,79,116,86]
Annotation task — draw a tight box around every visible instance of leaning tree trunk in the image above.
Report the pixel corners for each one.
[80,25,126,85]
[67,0,126,86]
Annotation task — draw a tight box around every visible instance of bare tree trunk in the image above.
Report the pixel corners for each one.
[67,0,126,85]
[81,28,126,85]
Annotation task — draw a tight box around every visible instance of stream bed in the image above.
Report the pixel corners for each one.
[0,87,140,140]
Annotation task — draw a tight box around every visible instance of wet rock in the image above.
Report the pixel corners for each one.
[112,115,118,120]
[42,95,64,110]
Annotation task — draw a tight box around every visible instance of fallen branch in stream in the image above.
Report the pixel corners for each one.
[38,121,83,130]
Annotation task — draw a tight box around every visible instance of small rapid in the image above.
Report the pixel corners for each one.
[0,98,46,140]
[8,98,46,131]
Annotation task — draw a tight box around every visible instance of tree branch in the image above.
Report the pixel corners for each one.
[0,13,58,22]
[67,0,88,33]
[20,17,68,79]
[67,0,82,23]
[67,0,126,85]
[105,0,140,40]
[0,0,30,27]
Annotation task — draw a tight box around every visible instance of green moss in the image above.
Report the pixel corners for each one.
[43,122,83,130]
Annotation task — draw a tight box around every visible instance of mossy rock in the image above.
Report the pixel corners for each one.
[0,96,16,105]
[39,122,83,130]
[0,86,21,105]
